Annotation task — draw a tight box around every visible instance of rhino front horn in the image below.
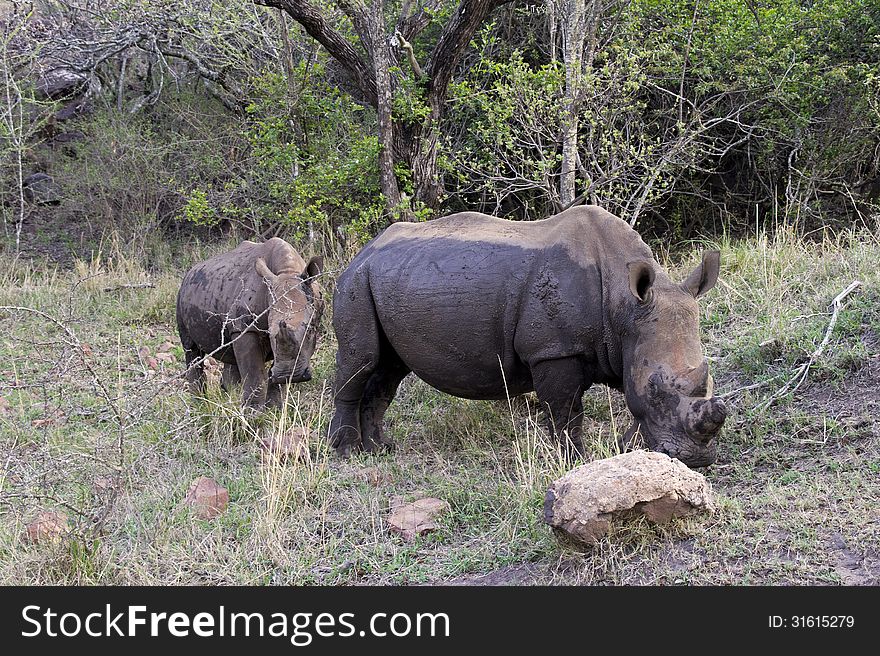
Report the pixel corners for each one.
[684,396,728,440]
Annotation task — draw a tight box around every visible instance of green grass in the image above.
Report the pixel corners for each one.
[0,225,877,585]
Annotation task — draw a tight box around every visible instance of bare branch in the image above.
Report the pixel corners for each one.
[258,0,378,106]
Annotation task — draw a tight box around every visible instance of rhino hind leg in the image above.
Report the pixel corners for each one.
[328,346,376,456]
[183,345,207,395]
[359,352,410,453]
[531,357,588,459]
[329,287,382,457]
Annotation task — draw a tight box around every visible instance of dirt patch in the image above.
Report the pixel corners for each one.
[435,563,548,586]
[802,325,880,415]
[794,349,880,463]
[826,533,880,586]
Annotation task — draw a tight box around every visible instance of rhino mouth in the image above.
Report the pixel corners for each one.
[653,437,717,468]
[269,366,312,385]
[620,421,719,468]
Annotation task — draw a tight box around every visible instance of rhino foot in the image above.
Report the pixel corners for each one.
[361,429,395,455]
[330,424,362,458]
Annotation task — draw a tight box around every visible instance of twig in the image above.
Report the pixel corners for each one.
[717,374,781,399]
[102,282,155,292]
[755,280,862,412]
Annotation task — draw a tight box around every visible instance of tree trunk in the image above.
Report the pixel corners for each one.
[395,101,442,214]
[263,0,514,218]
[560,0,587,208]
[278,9,296,95]
[369,0,410,221]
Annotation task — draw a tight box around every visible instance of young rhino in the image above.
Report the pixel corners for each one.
[176,237,324,408]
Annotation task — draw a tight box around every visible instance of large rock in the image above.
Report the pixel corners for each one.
[544,450,716,546]
[36,67,87,100]
[55,98,92,122]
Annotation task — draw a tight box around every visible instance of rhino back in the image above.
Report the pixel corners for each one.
[338,207,646,398]
[177,241,270,359]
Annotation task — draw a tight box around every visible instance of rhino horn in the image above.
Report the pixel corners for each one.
[683,396,727,441]
[680,359,711,396]
[255,257,277,283]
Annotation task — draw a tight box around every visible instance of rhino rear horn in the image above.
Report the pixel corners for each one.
[682,250,720,298]
[627,261,655,303]
[255,257,277,283]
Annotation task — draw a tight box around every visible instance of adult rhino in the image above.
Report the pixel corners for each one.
[176,237,324,407]
[328,206,727,467]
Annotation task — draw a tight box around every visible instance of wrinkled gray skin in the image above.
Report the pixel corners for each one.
[176,237,324,408]
[329,206,727,467]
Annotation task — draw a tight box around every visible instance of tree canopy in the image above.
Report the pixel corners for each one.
[1,0,878,249]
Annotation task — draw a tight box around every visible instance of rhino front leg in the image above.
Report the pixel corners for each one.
[232,333,268,408]
[531,357,588,459]
[221,363,241,392]
[266,382,289,409]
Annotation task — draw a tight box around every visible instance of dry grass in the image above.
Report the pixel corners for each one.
[0,225,877,585]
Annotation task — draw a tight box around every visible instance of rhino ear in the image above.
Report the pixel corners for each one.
[682,250,720,299]
[627,261,655,303]
[303,255,324,280]
[255,257,277,283]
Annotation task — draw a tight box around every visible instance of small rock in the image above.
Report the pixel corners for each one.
[36,67,87,100]
[259,427,310,460]
[544,450,716,547]
[0,397,10,416]
[154,352,175,364]
[362,466,393,487]
[146,356,159,370]
[23,173,61,205]
[157,341,176,353]
[137,346,151,359]
[93,476,115,493]
[25,511,69,544]
[184,477,229,519]
[387,497,449,541]
[202,357,222,385]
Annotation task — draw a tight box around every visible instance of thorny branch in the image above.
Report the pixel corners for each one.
[753,281,863,412]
